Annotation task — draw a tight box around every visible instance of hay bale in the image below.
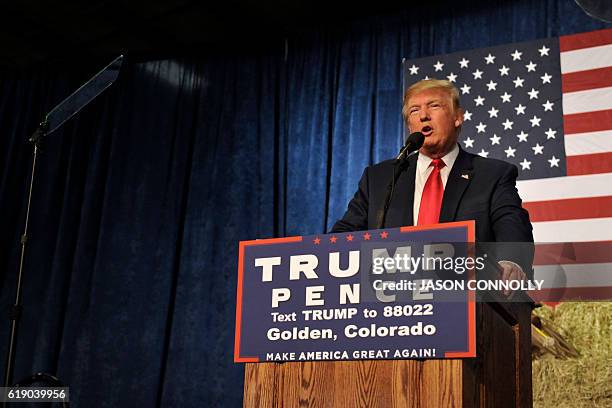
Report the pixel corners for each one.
[533,303,612,408]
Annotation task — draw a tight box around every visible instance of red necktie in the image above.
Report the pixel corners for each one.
[417,158,446,225]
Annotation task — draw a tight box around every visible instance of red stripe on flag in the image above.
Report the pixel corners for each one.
[529,286,612,302]
[566,152,612,175]
[559,28,612,52]
[563,109,612,134]
[533,241,612,265]
[524,196,612,222]
[562,66,612,93]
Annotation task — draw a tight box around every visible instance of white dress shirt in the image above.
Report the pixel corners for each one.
[413,143,460,225]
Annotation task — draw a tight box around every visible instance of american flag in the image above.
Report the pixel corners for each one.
[403,29,612,301]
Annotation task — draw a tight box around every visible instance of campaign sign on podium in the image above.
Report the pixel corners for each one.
[234,221,476,363]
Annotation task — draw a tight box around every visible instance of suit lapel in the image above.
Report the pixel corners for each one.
[439,148,474,223]
[386,153,418,228]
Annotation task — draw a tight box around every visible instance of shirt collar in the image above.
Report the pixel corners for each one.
[417,143,460,172]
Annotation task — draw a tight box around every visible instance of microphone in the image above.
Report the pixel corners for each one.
[396,132,425,162]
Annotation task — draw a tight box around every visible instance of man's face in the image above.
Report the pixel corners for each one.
[406,88,463,158]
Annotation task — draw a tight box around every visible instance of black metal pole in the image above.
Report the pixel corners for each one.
[3,125,45,388]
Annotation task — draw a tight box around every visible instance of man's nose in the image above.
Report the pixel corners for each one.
[419,107,430,121]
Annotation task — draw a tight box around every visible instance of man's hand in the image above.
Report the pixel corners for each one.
[498,260,527,297]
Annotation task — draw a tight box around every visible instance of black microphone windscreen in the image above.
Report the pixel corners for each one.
[407,131,425,148]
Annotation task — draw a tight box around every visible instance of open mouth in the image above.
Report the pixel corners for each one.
[421,125,433,136]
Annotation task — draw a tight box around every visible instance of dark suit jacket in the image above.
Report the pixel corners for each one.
[331,146,534,276]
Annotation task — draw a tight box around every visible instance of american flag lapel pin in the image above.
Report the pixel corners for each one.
[461,174,470,179]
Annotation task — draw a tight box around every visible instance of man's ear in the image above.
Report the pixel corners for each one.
[454,108,464,128]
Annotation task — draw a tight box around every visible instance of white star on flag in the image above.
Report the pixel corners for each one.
[460,84,471,94]
[486,80,497,91]
[459,58,469,68]
[476,122,487,133]
[499,65,510,76]
[517,131,529,142]
[500,92,512,103]
[488,106,499,118]
[548,155,560,167]
[515,104,526,115]
[478,149,489,157]
[504,146,516,158]
[530,115,542,127]
[463,137,475,148]
[542,100,554,111]
[519,158,531,170]
[485,54,496,64]
[538,45,550,56]
[434,61,444,71]
[409,65,419,75]
[525,61,537,72]
[474,95,485,106]
[511,49,522,60]
[532,143,544,155]
[490,134,501,145]
[545,128,557,139]
[513,76,524,88]
[528,88,539,99]
[446,72,457,82]
[472,69,483,79]
[463,110,472,121]
[502,119,514,130]
[540,72,552,84]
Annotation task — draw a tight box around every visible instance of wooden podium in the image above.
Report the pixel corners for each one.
[243,299,532,407]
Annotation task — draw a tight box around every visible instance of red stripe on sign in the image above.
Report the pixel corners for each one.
[564,109,612,134]
[566,152,612,175]
[529,286,612,302]
[560,28,612,52]
[533,241,612,265]
[524,196,612,222]
[562,66,612,93]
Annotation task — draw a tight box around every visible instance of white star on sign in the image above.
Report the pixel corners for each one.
[528,88,539,99]
[548,155,560,167]
[434,61,444,71]
[472,69,483,79]
[513,76,524,88]
[463,110,472,121]
[511,50,523,61]
[517,131,529,142]
[541,73,552,84]
[505,146,516,158]
[460,84,471,94]
[485,53,496,64]
[532,143,544,155]
[500,92,512,103]
[409,65,419,75]
[519,158,531,170]
[538,45,550,56]
[490,134,501,145]
[446,72,458,82]
[499,65,510,76]
[525,61,537,72]
[545,128,557,139]
[488,106,499,118]
[459,58,470,68]
[542,100,554,111]
[478,149,489,158]
[515,104,526,115]
[529,115,542,127]
[502,119,514,130]
[474,95,485,106]
[463,137,475,148]
[424,75,430,80]
[476,122,487,133]
[486,80,498,91]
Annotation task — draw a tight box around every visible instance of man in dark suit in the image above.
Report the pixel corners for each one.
[332,79,534,289]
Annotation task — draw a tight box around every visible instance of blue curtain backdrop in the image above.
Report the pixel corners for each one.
[0,1,608,406]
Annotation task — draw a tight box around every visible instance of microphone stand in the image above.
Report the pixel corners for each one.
[2,55,124,401]
[375,151,417,229]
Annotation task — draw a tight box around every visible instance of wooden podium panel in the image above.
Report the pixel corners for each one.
[244,300,532,408]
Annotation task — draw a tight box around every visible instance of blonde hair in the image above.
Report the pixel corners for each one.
[402,79,461,122]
